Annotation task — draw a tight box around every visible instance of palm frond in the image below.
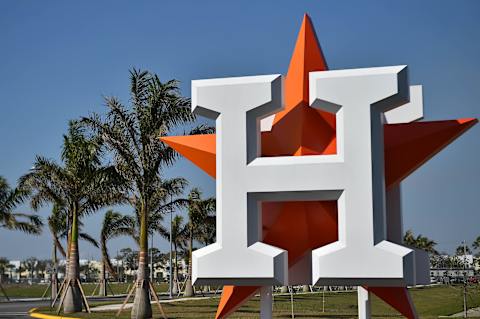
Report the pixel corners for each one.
[0,176,43,235]
[79,232,99,248]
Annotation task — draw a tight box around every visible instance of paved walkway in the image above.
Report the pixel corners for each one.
[0,300,50,318]
[449,307,480,317]
[0,295,130,318]
[92,295,218,311]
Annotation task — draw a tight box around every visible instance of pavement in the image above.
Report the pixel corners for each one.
[449,307,480,317]
[0,299,50,318]
[0,295,127,318]
[91,295,217,312]
[0,292,220,318]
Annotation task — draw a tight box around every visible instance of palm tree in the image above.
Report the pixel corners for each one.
[0,257,9,283]
[36,260,49,281]
[5,264,14,282]
[118,248,138,280]
[456,245,472,256]
[103,182,187,290]
[195,209,216,294]
[48,203,99,299]
[415,236,438,255]
[80,69,211,318]
[48,204,68,260]
[0,176,42,234]
[48,203,99,258]
[99,210,132,296]
[170,215,187,295]
[196,210,216,247]
[0,257,9,301]
[403,230,438,255]
[403,230,415,246]
[472,236,480,255]
[22,257,38,282]
[20,122,125,314]
[184,188,215,297]
[47,204,64,300]
[124,178,188,247]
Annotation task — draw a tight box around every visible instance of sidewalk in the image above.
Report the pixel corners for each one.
[91,295,218,312]
[1,294,128,303]
[448,307,480,317]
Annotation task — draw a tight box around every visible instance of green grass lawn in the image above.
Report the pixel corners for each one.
[33,284,480,318]
[2,282,168,298]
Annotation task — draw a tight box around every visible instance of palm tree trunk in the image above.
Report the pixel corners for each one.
[64,212,72,282]
[131,201,152,319]
[63,205,82,313]
[51,242,58,300]
[184,228,194,297]
[172,244,178,295]
[99,261,106,297]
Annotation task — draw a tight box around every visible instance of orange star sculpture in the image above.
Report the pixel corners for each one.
[162,14,477,319]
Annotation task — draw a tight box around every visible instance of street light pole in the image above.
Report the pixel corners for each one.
[463,240,468,318]
[116,250,119,283]
[169,192,173,299]
[150,233,154,282]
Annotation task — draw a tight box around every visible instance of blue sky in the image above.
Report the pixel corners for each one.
[0,0,478,260]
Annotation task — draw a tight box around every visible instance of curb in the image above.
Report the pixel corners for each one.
[28,307,80,319]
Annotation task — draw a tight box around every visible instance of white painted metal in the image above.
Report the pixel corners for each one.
[260,286,273,318]
[309,66,415,286]
[357,287,371,319]
[260,114,275,132]
[190,66,429,294]
[384,85,423,124]
[191,75,288,286]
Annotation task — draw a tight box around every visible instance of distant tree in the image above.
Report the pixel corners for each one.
[22,257,38,281]
[148,247,165,281]
[79,261,99,282]
[170,215,187,294]
[48,203,99,259]
[197,211,216,247]
[57,264,66,278]
[48,204,68,259]
[100,211,132,278]
[184,188,215,297]
[0,257,9,282]
[403,230,415,246]
[429,255,440,269]
[0,176,42,234]
[113,251,125,282]
[456,245,472,256]
[474,256,480,270]
[119,248,138,277]
[36,260,49,280]
[17,264,26,280]
[403,230,438,254]
[450,255,464,268]
[472,236,480,256]
[98,210,132,296]
[5,264,15,282]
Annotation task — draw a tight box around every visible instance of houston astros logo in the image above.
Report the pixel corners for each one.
[162,14,477,319]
